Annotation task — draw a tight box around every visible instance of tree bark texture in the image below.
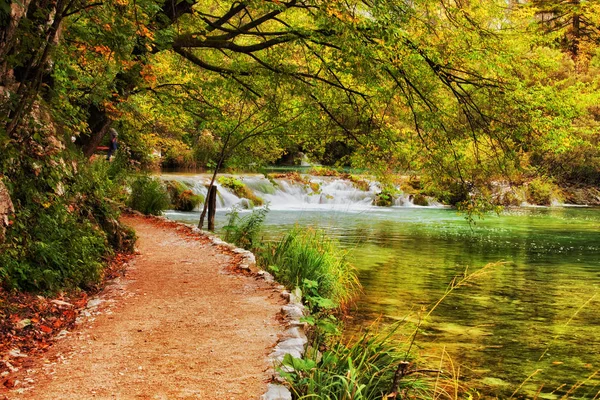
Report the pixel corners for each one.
[208,186,217,231]
[83,119,112,158]
[0,179,14,243]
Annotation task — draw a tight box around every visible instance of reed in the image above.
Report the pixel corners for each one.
[260,227,361,310]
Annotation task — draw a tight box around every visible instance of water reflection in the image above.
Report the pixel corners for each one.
[166,207,600,398]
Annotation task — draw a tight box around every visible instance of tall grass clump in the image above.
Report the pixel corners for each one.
[281,329,431,400]
[223,205,269,250]
[127,176,170,215]
[260,227,361,311]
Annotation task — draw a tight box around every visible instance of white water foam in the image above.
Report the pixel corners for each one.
[160,173,444,211]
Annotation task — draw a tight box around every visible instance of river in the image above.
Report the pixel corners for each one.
[163,173,600,398]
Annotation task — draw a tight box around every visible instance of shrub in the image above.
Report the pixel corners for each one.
[421,177,469,206]
[526,177,562,205]
[165,180,204,211]
[218,176,264,206]
[412,194,429,206]
[223,205,269,251]
[374,190,395,206]
[0,157,136,292]
[260,228,360,311]
[127,176,170,215]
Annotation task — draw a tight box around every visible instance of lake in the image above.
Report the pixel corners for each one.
[163,174,600,398]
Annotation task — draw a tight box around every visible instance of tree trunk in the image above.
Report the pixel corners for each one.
[0,179,14,243]
[83,119,112,158]
[208,186,217,231]
[0,0,33,84]
[199,185,212,229]
[571,13,580,58]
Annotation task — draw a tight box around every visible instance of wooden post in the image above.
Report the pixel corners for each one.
[208,186,217,231]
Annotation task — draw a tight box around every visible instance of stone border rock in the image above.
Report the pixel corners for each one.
[136,213,307,400]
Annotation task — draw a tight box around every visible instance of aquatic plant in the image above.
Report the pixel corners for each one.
[261,227,360,311]
[223,205,269,251]
[374,189,396,207]
[349,175,370,191]
[412,194,429,206]
[281,328,417,399]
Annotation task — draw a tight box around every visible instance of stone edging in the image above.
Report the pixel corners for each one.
[146,214,306,400]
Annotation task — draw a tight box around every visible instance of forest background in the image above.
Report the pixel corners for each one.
[0,0,599,295]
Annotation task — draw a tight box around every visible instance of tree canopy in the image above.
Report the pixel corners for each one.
[1,0,599,196]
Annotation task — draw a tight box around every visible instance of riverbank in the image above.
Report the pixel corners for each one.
[1,215,285,399]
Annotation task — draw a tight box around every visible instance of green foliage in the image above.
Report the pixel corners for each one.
[421,178,470,206]
[349,175,370,192]
[260,228,360,312]
[411,194,429,207]
[191,129,220,168]
[222,205,269,251]
[218,176,264,207]
[127,176,170,215]
[280,330,423,400]
[0,156,135,292]
[526,177,562,206]
[165,180,204,211]
[374,190,395,207]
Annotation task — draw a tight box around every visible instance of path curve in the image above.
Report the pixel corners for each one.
[4,215,284,399]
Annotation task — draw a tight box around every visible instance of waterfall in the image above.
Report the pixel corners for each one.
[161,173,443,211]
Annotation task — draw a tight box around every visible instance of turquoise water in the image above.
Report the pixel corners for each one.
[167,206,600,398]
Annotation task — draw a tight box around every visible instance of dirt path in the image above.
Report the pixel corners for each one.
[3,215,285,399]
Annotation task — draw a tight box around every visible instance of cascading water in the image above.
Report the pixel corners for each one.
[161,173,442,211]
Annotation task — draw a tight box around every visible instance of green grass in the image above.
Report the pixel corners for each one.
[223,205,269,250]
[280,327,437,400]
[260,227,361,311]
[127,176,170,215]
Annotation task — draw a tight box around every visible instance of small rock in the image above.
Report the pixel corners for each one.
[4,362,18,373]
[281,304,304,320]
[262,384,292,400]
[271,337,307,360]
[258,270,275,283]
[55,330,69,340]
[8,349,27,358]
[86,299,103,308]
[290,287,303,304]
[50,300,73,308]
[280,327,307,342]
